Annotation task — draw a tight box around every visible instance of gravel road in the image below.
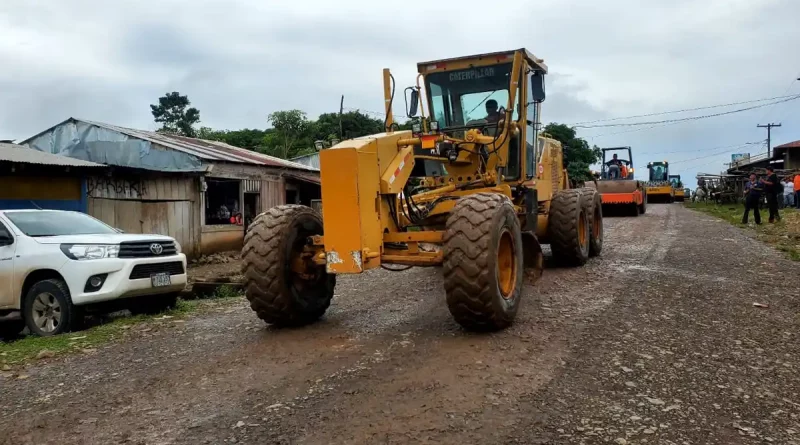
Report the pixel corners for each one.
[1,204,798,445]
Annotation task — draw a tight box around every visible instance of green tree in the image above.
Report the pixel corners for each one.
[542,123,601,182]
[267,110,311,159]
[310,110,383,142]
[150,92,201,137]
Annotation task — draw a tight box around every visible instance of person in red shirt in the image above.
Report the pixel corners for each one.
[794,174,800,209]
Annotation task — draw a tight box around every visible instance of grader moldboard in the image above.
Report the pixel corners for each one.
[241,48,603,331]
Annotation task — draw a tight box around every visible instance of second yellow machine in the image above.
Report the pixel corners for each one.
[242,49,603,331]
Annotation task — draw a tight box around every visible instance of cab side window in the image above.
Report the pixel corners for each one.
[504,73,524,180]
[0,221,13,246]
[525,73,537,179]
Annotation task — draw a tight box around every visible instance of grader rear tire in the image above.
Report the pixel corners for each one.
[581,188,603,257]
[548,189,590,267]
[442,193,524,331]
[241,205,335,327]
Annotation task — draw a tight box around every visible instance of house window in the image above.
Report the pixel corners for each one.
[205,178,241,225]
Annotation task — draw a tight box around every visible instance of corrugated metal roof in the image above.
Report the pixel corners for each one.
[775,140,800,150]
[24,118,318,172]
[283,171,320,185]
[0,142,105,168]
[289,152,320,169]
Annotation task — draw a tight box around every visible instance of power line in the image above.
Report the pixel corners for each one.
[658,140,765,156]
[574,95,800,129]
[572,93,800,126]
[669,141,766,165]
[587,120,682,140]
[753,72,800,124]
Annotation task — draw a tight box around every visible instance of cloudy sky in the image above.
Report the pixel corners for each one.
[1,0,798,186]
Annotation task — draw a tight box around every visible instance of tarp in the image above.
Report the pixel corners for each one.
[24,120,204,172]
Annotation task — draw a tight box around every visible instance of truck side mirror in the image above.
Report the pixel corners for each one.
[405,88,419,118]
[531,71,546,103]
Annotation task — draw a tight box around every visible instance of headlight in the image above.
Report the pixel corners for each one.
[430,121,439,131]
[60,244,120,260]
[175,241,182,254]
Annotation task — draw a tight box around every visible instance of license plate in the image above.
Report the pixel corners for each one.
[151,272,171,287]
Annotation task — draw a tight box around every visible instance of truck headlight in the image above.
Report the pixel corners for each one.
[60,244,120,260]
[175,241,182,254]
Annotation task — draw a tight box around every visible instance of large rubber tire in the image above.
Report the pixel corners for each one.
[442,193,524,331]
[581,188,603,257]
[129,293,179,315]
[241,205,335,327]
[0,320,25,341]
[23,279,82,337]
[639,190,647,214]
[548,189,590,267]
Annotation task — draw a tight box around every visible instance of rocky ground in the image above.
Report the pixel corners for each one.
[1,204,798,445]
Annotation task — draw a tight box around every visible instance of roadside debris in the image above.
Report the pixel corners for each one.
[191,252,240,266]
[753,302,770,308]
[35,350,55,360]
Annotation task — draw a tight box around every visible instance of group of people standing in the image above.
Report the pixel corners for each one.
[742,167,800,225]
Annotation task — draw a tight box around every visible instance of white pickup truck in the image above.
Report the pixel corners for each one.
[0,209,187,338]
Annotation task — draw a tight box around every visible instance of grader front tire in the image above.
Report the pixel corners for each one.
[548,189,590,267]
[241,205,335,327]
[442,193,524,332]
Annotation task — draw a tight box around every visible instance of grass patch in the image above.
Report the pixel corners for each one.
[0,292,242,367]
[685,202,800,261]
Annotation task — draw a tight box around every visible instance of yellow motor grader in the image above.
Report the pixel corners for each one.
[241,48,603,331]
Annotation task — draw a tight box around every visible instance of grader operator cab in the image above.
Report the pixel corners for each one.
[646,161,675,203]
[585,147,646,216]
[241,48,603,332]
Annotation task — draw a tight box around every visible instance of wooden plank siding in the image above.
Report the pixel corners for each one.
[86,175,200,258]
[260,178,285,213]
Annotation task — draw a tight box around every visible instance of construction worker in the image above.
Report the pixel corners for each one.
[742,173,763,225]
[607,154,623,179]
[783,177,794,209]
[794,173,800,209]
[762,166,781,223]
[485,100,500,123]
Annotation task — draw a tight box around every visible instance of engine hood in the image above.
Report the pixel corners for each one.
[32,234,175,245]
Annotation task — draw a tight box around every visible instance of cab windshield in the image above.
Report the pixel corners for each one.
[649,164,668,182]
[425,63,519,130]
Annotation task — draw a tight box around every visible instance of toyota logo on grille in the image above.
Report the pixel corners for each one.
[150,243,164,255]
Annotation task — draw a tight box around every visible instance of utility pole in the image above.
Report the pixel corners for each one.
[757,123,781,158]
[339,95,344,139]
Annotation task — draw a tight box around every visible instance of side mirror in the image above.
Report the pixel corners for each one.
[531,71,546,103]
[405,87,419,118]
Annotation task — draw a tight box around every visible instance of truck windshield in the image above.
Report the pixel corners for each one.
[425,63,519,129]
[5,211,117,237]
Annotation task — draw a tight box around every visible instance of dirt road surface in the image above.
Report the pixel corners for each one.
[2,205,798,445]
